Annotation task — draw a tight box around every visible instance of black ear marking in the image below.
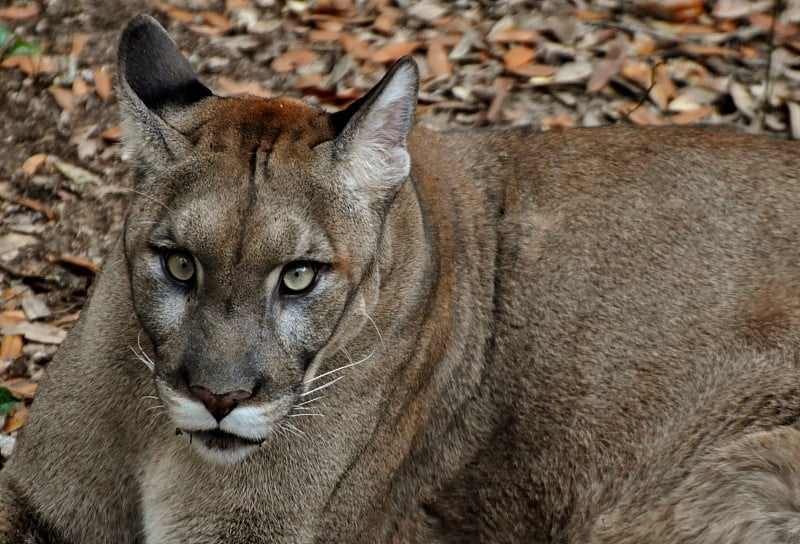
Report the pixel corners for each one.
[118,14,212,114]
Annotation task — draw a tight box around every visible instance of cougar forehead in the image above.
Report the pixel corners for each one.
[167,95,335,154]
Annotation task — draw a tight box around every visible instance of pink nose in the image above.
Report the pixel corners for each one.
[189,386,252,422]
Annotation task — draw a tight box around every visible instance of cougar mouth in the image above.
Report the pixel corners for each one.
[175,427,263,462]
[187,428,263,450]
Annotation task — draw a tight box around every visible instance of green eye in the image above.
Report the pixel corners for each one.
[165,251,195,283]
[281,262,316,294]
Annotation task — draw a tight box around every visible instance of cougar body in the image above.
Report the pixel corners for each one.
[3,15,800,543]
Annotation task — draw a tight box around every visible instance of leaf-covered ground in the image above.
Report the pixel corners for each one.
[1,0,798,461]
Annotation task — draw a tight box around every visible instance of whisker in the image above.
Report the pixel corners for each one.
[137,330,156,373]
[282,423,303,437]
[294,395,325,407]
[364,310,386,350]
[144,405,166,412]
[301,375,345,396]
[285,422,305,436]
[303,351,374,385]
[147,410,167,427]
[130,345,155,373]
[289,413,324,418]
[141,395,161,401]
[130,331,157,375]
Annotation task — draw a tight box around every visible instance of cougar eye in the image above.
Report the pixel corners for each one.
[164,251,195,283]
[280,261,317,294]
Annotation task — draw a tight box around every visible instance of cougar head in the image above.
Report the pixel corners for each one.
[117,15,418,463]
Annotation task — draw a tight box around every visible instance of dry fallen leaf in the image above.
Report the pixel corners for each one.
[156,2,195,24]
[308,29,340,42]
[272,48,317,73]
[490,28,540,45]
[748,12,800,40]
[373,9,400,34]
[371,41,422,64]
[509,63,558,79]
[225,0,249,11]
[621,102,664,125]
[48,255,100,275]
[0,191,56,220]
[0,335,23,363]
[72,76,90,98]
[202,11,231,32]
[553,61,593,85]
[1,55,55,76]
[574,8,607,21]
[0,5,40,20]
[633,32,657,56]
[729,81,755,118]
[787,102,800,140]
[51,312,80,327]
[486,77,514,122]
[670,106,714,124]
[3,379,38,400]
[586,40,629,93]
[650,62,678,111]
[620,59,652,88]
[21,153,48,176]
[101,125,122,141]
[94,67,113,100]
[503,46,536,71]
[49,156,104,186]
[408,2,446,23]
[340,34,373,61]
[0,233,39,256]
[20,298,49,322]
[49,86,77,114]
[71,34,88,57]
[0,311,26,330]
[0,322,67,345]
[668,86,717,112]
[427,37,452,77]
[638,0,704,22]
[711,0,754,19]
[294,72,325,89]
[217,76,274,98]
[3,405,29,434]
[681,43,741,57]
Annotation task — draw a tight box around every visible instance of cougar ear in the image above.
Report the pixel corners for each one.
[330,56,419,202]
[117,15,212,168]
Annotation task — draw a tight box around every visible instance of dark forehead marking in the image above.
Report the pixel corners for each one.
[182,95,336,153]
[232,151,260,266]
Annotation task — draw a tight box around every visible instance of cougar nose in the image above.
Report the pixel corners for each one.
[189,386,252,422]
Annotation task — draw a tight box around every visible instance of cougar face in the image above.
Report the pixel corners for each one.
[122,93,408,463]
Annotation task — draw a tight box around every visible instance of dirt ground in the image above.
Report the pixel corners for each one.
[0,0,798,457]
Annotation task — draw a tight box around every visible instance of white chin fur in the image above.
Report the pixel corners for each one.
[189,438,260,465]
[219,406,272,440]
[169,395,217,430]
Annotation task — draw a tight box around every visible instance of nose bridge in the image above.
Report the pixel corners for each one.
[182,307,264,393]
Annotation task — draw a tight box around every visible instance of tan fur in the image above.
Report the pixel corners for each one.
[3,15,800,543]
